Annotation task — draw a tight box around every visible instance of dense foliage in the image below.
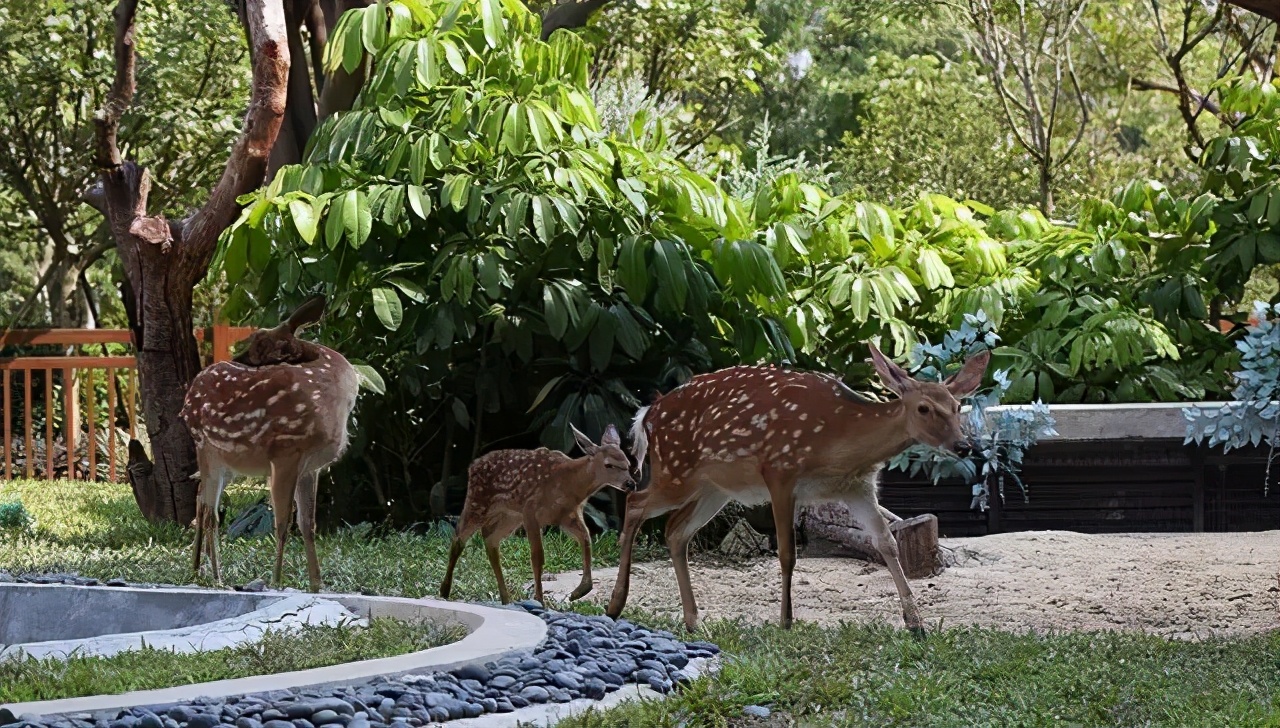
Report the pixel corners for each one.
[211,0,1280,522]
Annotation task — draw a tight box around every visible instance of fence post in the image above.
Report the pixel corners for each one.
[212,322,231,363]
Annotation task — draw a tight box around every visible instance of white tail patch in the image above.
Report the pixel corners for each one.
[629,405,650,475]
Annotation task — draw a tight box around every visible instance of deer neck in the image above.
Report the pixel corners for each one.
[558,455,604,502]
[831,399,915,470]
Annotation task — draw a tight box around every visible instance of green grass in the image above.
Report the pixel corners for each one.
[0,479,664,601]
[4,479,1280,726]
[0,617,466,703]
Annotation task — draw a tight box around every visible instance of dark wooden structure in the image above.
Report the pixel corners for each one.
[879,440,1280,537]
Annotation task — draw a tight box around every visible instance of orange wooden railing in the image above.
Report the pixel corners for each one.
[0,324,254,482]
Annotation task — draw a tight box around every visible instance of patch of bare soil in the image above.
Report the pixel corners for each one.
[543,531,1280,638]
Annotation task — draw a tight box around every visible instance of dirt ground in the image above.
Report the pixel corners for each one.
[542,530,1280,638]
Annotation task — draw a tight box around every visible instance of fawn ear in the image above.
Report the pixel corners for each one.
[601,423,621,447]
[868,343,914,395]
[945,349,991,397]
[285,295,327,334]
[570,424,597,454]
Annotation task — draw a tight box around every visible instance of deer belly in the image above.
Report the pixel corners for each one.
[795,471,879,504]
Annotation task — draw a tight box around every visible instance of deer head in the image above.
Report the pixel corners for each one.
[570,423,636,491]
[868,343,990,452]
[233,295,327,367]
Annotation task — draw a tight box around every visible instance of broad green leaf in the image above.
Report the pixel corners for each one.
[527,375,563,413]
[247,227,272,273]
[361,4,387,53]
[224,226,249,284]
[324,191,348,248]
[353,364,387,394]
[341,14,365,73]
[407,185,431,219]
[371,286,404,330]
[480,0,503,48]
[544,284,568,339]
[346,190,372,248]
[617,236,649,302]
[289,200,317,244]
[443,174,470,211]
[415,38,439,87]
[387,276,426,303]
[653,239,688,311]
[532,195,554,243]
[440,37,467,74]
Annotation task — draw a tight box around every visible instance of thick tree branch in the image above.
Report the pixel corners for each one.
[1223,0,1280,23]
[540,0,611,39]
[95,0,140,168]
[180,0,290,276]
[1130,77,1222,114]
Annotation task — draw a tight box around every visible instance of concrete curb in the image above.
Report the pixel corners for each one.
[2,585,546,719]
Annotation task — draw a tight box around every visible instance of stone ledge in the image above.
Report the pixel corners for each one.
[984,402,1222,442]
[1,584,547,720]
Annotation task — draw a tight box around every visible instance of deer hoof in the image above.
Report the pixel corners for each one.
[569,583,593,601]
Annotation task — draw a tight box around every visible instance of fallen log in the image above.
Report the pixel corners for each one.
[800,503,941,579]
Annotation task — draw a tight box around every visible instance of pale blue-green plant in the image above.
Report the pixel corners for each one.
[888,311,1057,510]
[1184,301,1280,495]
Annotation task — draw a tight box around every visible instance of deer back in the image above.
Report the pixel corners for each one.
[182,344,359,472]
[641,365,913,490]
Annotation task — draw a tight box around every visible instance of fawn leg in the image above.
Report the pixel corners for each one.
[483,528,512,604]
[764,468,799,629]
[440,516,479,599]
[666,491,730,632]
[524,513,546,604]
[269,458,299,588]
[606,488,652,619]
[198,460,229,583]
[560,509,594,601]
[294,469,323,593]
[848,497,924,635]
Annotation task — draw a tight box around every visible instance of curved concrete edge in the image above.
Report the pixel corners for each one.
[423,656,721,728]
[3,595,364,662]
[3,585,547,720]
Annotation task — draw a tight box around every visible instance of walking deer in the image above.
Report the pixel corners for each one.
[606,344,990,633]
[440,424,636,605]
[180,295,359,592]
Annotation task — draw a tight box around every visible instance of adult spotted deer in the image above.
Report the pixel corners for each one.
[606,344,989,633]
[180,296,359,592]
[440,424,636,605]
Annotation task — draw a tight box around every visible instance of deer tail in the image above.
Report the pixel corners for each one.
[629,405,651,476]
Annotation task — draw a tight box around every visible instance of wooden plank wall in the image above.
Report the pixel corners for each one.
[877,441,1280,537]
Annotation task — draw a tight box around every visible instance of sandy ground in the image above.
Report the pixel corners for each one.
[542,531,1280,638]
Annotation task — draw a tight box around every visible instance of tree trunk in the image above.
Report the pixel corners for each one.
[92,0,289,524]
[1038,167,1054,216]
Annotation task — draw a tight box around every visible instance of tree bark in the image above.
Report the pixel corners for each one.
[93,0,289,523]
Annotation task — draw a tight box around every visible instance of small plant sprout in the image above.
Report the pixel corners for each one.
[888,311,1058,510]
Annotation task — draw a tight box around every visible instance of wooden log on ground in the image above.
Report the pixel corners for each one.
[800,504,941,578]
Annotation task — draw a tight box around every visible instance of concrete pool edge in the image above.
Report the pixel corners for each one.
[1,584,547,720]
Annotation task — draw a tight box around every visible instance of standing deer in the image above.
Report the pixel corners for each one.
[440,424,635,605]
[180,296,359,592]
[606,344,990,633]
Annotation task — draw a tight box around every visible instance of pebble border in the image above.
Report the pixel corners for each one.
[0,574,721,728]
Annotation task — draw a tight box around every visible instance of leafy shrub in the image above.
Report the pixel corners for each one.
[0,499,34,532]
[1184,301,1280,494]
[888,312,1057,509]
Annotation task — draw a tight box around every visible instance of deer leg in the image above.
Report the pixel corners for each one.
[560,509,594,601]
[483,530,512,604]
[666,492,730,633]
[440,516,480,599]
[269,459,299,588]
[524,513,546,604]
[195,459,229,583]
[764,469,800,629]
[294,469,323,593]
[606,487,652,619]
[847,498,924,635]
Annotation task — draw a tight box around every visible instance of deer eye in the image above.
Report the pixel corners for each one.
[917,404,930,415]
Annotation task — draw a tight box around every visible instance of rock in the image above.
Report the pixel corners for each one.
[235,719,263,728]
[282,706,311,722]
[135,716,162,728]
[263,721,295,728]
[743,705,771,719]
[519,686,550,704]
[552,672,583,691]
[489,675,516,690]
[308,713,340,726]
[451,664,490,683]
[186,716,219,728]
[719,518,770,557]
[582,678,607,700]
[239,579,267,593]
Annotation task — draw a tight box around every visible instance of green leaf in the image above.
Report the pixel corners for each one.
[544,284,568,339]
[224,226,249,284]
[387,276,426,303]
[324,192,347,248]
[415,37,439,87]
[444,175,470,212]
[527,375,564,413]
[289,199,317,244]
[341,14,365,73]
[480,0,503,48]
[371,286,404,330]
[589,309,616,372]
[653,239,688,311]
[361,3,387,53]
[532,195,555,243]
[247,227,272,273]
[345,190,372,248]
[407,185,431,219]
[409,135,428,185]
[617,236,649,302]
[440,37,467,75]
[353,364,386,394]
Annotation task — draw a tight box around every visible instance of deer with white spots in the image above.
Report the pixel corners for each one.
[439,424,636,605]
[606,344,990,633]
[180,296,359,592]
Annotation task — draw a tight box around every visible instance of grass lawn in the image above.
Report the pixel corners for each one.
[0,618,465,704]
[3,480,1279,726]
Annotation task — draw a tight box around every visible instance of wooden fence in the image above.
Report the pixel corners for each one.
[0,325,253,482]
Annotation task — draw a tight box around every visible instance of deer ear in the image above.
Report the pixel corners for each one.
[285,295,327,334]
[570,423,597,454]
[601,423,621,447]
[868,343,914,395]
[945,349,991,397]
